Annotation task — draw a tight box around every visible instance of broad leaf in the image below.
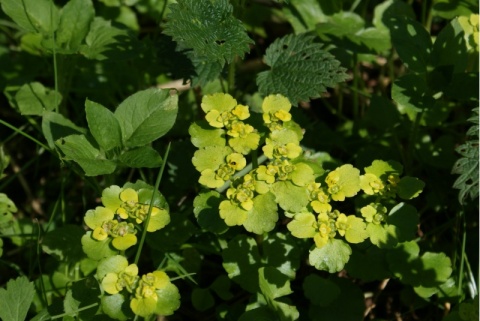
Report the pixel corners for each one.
[257,33,349,105]
[154,283,181,316]
[164,0,253,65]
[81,231,117,260]
[15,82,61,115]
[392,74,435,121]
[193,191,228,234]
[55,135,116,176]
[64,277,100,320]
[42,111,87,149]
[282,0,326,33]
[1,0,58,34]
[309,239,352,272]
[114,88,178,147]
[85,99,122,151]
[272,180,309,213]
[345,247,391,281]
[259,267,299,320]
[397,176,425,199]
[118,146,162,168]
[42,225,85,264]
[262,233,302,280]
[56,0,95,52]
[303,274,341,307]
[189,121,226,148]
[0,276,35,321]
[387,203,418,242]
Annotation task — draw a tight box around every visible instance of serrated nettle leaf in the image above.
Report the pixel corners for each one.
[257,33,349,105]
[309,239,352,272]
[0,276,35,321]
[222,235,261,293]
[42,111,87,149]
[243,192,278,234]
[85,99,122,151]
[1,0,59,34]
[189,121,226,148]
[114,88,178,147]
[56,134,117,176]
[15,82,61,115]
[56,0,94,52]
[117,146,162,168]
[164,0,253,65]
[385,16,432,73]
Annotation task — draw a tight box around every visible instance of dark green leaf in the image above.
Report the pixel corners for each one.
[0,276,35,321]
[164,0,253,65]
[193,191,229,234]
[282,0,325,34]
[303,274,341,307]
[15,82,61,115]
[385,16,432,73]
[391,74,435,121]
[432,0,478,19]
[42,225,85,264]
[257,33,349,105]
[114,88,178,147]
[387,203,418,242]
[118,146,162,168]
[262,233,302,279]
[430,18,468,73]
[191,288,214,312]
[345,246,392,281]
[64,277,100,320]
[397,176,425,199]
[56,0,95,52]
[85,99,122,151]
[1,0,58,34]
[222,235,261,293]
[259,267,299,320]
[55,134,116,176]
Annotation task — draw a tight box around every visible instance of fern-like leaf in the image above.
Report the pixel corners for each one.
[256,33,349,105]
[163,0,253,66]
[452,107,479,205]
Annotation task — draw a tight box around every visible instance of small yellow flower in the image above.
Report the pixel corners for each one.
[360,173,384,195]
[231,104,250,120]
[226,153,246,171]
[120,188,138,208]
[130,271,172,317]
[274,109,292,122]
[325,164,361,201]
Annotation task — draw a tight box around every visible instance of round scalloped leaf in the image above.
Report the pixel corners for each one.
[84,207,114,230]
[147,209,170,232]
[397,176,425,199]
[291,162,315,187]
[137,188,169,210]
[344,216,368,244]
[366,223,399,248]
[101,293,130,321]
[345,246,392,281]
[243,192,278,234]
[325,164,361,201]
[81,231,117,260]
[229,131,260,155]
[414,278,456,298]
[96,255,129,280]
[193,191,228,233]
[112,234,137,250]
[200,93,237,113]
[303,274,341,307]
[219,200,248,226]
[419,252,452,287]
[192,146,232,172]
[387,202,418,242]
[309,239,352,272]
[270,128,301,145]
[101,185,122,210]
[189,121,226,148]
[287,211,317,239]
[364,159,403,179]
[261,94,292,114]
[154,282,181,316]
[272,180,309,213]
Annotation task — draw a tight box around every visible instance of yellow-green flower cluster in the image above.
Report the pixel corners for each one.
[82,185,170,256]
[287,209,368,249]
[196,150,247,188]
[202,93,260,155]
[97,255,180,318]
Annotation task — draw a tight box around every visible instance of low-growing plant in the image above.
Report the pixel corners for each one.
[0,0,478,321]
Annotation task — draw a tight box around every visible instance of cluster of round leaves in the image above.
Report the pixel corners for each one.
[81,184,180,319]
[190,93,425,271]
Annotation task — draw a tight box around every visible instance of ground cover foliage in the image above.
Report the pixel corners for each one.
[0,0,478,320]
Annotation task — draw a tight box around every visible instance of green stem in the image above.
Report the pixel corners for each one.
[457,211,466,296]
[216,154,268,193]
[134,142,171,265]
[228,58,236,95]
[51,5,58,113]
[0,119,50,151]
[352,52,359,120]
[50,303,99,320]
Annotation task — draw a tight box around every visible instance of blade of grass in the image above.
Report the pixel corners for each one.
[134,142,171,265]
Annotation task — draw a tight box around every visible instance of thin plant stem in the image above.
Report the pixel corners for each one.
[228,57,236,94]
[216,154,268,193]
[134,142,171,265]
[457,211,466,296]
[0,119,50,151]
[50,303,99,320]
[51,4,59,113]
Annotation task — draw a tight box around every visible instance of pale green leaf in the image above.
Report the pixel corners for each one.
[164,0,253,65]
[257,33,348,105]
[192,145,232,172]
[56,0,94,52]
[219,200,248,226]
[55,134,116,176]
[272,180,309,212]
[1,0,58,34]
[81,231,117,260]
[85,99,122,151]
[0,276,35,321]
[366,223,398,248]
[101,293,130,320]
[15,82,61,115]
[282,0,326,34]
[287,211,317,239]
[364,159,403,180]
[154,283,181,316]
[309,239,352,272]
[290,162,315,186]
[243,192,278,234]
[189,121,226,148]
[114,88,178,147]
